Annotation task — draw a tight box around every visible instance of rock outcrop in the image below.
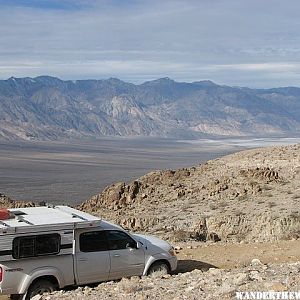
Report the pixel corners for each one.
[79,143,300,242]
[0,193,35,208]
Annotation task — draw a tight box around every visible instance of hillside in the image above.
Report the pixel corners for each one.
[1,143,300,299]
[79,143,300,243]
[0,76,300,140]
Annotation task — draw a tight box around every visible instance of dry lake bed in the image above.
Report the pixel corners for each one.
[0,136,299,205]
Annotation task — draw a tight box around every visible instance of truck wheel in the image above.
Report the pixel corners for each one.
[25,279,57,300]
[147,261,170,276]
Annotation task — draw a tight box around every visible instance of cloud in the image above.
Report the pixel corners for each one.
[0,0,93,10]
[0,0,300,87]
[202,63,300,72]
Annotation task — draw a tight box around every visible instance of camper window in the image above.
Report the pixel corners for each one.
[12,233,60,259]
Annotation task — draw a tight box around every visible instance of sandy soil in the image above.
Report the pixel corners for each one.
[176,239,300,272]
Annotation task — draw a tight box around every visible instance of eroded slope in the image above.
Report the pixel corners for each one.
[79,144,300,242]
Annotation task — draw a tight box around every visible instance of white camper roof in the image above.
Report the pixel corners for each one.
[0,206,101,235]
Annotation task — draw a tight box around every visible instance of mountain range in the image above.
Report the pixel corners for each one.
[0,76,300,140]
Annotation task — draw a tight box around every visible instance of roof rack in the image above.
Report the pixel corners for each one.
[17,216,34,226]
[0,220,10,228]
[0,205,101,235]
[71,213,88,221]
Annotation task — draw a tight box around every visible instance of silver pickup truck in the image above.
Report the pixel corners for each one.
[0,206,177,300]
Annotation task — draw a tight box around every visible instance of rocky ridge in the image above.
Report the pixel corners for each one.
[79,143,300,243]
[0,193,35,209]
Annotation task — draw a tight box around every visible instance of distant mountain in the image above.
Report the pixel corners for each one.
[0,76,299,140]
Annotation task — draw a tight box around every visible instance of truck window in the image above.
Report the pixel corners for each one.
[106,230,136,250]
[12,234,60,259]
[79,231,108,252]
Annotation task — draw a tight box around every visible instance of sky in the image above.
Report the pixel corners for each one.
[0,0,300,87]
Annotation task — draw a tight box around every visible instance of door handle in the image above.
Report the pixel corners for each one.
[113,254,120,257]
[78,258,87,261]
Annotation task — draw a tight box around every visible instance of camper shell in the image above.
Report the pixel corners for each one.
[0,205,102,261]
[0,206,101,296]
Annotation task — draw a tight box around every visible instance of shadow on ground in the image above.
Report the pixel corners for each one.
[175,259,218,274]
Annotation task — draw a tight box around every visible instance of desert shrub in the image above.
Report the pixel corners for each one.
[235,210,246,216]
[172,229,191,242]
[268,201,277,208]
[119,277,143,294]
[281,230,300,240]
[219,201,228,207]
[237,194,248,201]
[209,204,217,210]
[290,211,300,218]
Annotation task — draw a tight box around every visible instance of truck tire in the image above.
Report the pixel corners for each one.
[147,261,170,276]
[25,279,57,300]
[10,295,23,300]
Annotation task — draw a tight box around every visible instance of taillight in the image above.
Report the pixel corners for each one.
[0,209,10,220]
[0,267,3,282]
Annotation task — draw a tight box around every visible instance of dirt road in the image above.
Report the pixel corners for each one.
[176,239,300,273]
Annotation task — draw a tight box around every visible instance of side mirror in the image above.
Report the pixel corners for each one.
[126,242,138,249]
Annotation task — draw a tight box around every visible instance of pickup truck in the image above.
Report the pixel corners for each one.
[0,206,177,299]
